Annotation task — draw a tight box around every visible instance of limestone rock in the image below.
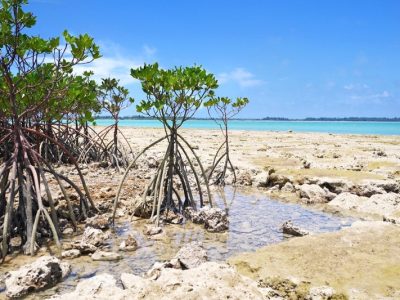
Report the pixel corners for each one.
[330,192,400,218]
[309,286,336,300]
[174,242,208,269]
[236,170,253,186]
[62,227,74,235]
[143,225,163,236]
[281,221,310,237]
[281,182,295,192]
[161,210,184,224]
[62,249,81,259]
[329,192,364,210]
[81,227,109,247]
[299,184,328,203]
[91,250,122,261]
[55,263,265,299]
[50,273,128,300]
[119,235,138,252]
[85,214,110,230]
[252,172,269,188]
[268,173,290,188]
[5,256,70,298]
[317,177,353,194]
[130,196,153,218]
[185,206,229,232]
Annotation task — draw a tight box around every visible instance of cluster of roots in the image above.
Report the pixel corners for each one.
[0,119,132,261]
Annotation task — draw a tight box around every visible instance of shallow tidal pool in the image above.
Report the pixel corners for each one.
[1,187,354,299]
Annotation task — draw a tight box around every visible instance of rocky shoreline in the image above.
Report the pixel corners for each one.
[0,128,399,299]
[3,243,348,300]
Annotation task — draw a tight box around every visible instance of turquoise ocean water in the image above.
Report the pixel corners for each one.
[95,119,400,136]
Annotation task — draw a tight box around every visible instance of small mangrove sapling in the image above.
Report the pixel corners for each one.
[113,63,218,225]
[205,97,249,185]
[97,78,134,169]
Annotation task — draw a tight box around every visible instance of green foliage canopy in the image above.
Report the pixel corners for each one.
[131,63,218,128]
[205,96,249,124]
[0,0,101,124]
[98,77,134,120]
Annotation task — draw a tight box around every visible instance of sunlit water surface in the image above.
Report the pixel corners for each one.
[0,187,354,299]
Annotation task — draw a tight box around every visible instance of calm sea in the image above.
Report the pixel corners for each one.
[94,119,400,136]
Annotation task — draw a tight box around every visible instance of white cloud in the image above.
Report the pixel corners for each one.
[71,41,152,86]
[344,84,355,90]
[143,44,157,56]
[350,90,390,100]
[217,68,264,88]
[343,83,369,90]
[73,56,142,85]
[349,90,391,104]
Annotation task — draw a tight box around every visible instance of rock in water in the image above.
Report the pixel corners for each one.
[5,256,70,298]
[185,206,229,232]
[119,235,138,252]
[281,220,310,237]
[70,226,110,254]
[143,225,163,236]
[80,227,109,247]
[174,242,208,269]
[62,249,81,259]
[91,251,122,261]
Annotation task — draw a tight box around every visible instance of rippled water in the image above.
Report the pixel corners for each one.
[1,187,354,299]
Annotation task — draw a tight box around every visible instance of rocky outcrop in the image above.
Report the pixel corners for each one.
[146,242,208,278]
[5,256,70,298]
[119,235,138,251]
[85,214,110,230]
[299,184,328,203]
[281,182,295,192]
[174,242,207,269]
[281,220,310,237]
[328,192,364,210]
[267,173,290,188]
[52,262,265,300]
[317,177,353,194]
[184,206,229,232]
[70,226,110,254]
[80,227,109,247]
[252,172,269,188]
[329,192,400,219]
[236,170,253,186]
[50,273,128,300]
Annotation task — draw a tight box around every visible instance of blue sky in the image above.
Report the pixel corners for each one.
[28,0,400,118]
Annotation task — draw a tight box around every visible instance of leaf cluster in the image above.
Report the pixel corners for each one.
[0,0,101,123]
[132,63,218,127]
[98,77,134,120]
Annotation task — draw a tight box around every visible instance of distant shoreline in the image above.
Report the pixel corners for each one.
[95,116,400,122]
